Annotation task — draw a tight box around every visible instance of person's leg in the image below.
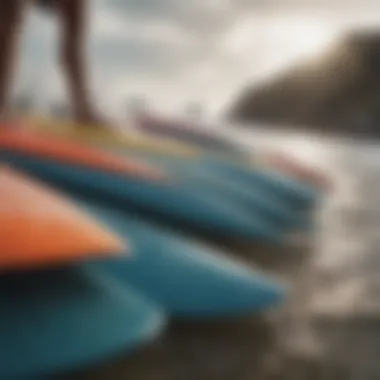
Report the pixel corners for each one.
[0,1,29,119]
[57,0,105,126]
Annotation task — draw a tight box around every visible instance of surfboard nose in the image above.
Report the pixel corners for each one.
[203,159,320,209]
[0,267,166,379]
[80,202,287,318]
[91,252,286,318]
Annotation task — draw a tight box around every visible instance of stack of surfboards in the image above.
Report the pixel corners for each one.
[25,117,326,224]
[134,113,330,193]
[0,167,165,378]
[135,114,248,156]
[0,126,288,378]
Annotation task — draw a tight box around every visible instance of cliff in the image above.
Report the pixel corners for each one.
[228,30,380,135]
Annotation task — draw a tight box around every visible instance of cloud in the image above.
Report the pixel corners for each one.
[105,0,236,36]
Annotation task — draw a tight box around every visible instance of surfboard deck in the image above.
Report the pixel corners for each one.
[0,127,165,181]
[25,117,200,157]
[136,114,248,156]
[21,120,314,223]
[0,267,165,379]
[3,122,317,234]
[76,199,286,317]
[116,150,306,230]
[261,150,333,192]
[203,158,319,209]
[134,115,331,191]
[0,136,282,242]
[21,117,328,189]
[19,118,324,205]
[0,166,127,271]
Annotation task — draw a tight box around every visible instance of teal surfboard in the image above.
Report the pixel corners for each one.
[117,150,305,229]
[202,158,319,209]
[134,116,319,208]
[0,151,282,242]
[108,146,317,215]
[75,200,286,317]
[0,267,165,379]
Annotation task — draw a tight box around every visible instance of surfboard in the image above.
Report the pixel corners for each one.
[202,157,319,209]
[14,119,320,227]
[21,118,324,204]
[128,116,324,206]
[134,114,329,191]
[118,147,318,212]
[17,121,308,230]
[0,166,127,271]
[0,128,166,180]
[0,130,282,242]
[76,200,286,317]
[136,113,248,156]
[260,150,333,192]
[22,116,328,188]
[0,267,165,379]
[25,116,200,158]
[119,150,305,230]
[134,115,327,193]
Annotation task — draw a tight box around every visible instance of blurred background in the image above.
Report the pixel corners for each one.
[11,0,380,379]
[13,0,380,127]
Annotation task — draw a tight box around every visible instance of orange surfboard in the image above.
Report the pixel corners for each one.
[0,166,127,270]
[0,126,166,181]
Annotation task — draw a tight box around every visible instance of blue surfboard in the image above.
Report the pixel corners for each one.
[106,127,319,211]
[0,267,165,379]
[202,158,319,209]
[110,146,317,213]
[0,151,282,243]
[117,150,305,230]
[74,200,286,318]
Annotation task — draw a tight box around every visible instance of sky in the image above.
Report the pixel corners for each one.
[15,0,380,119]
